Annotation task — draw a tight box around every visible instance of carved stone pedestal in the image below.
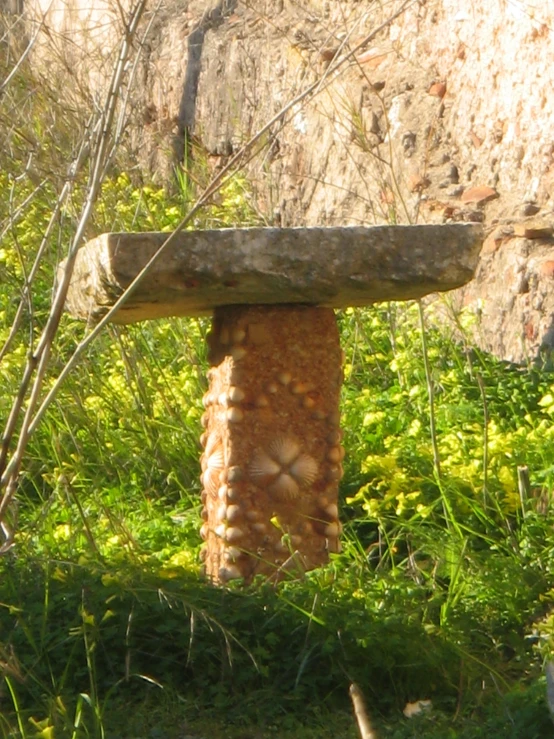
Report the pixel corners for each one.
[61,224,483,585]
[200,305,343,583]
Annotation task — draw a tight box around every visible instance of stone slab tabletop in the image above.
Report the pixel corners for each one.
[63,224,483,323]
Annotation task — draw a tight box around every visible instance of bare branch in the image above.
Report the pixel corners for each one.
[0,5,47,98]
[0,0,149,546]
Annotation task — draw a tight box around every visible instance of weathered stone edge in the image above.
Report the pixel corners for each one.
[63,224,484,323]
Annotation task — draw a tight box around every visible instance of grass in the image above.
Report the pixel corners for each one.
[3,291,554,737]
[2,9,554,738]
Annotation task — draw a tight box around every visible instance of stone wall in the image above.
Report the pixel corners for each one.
[25,0,130,85]
[13,0,554,363]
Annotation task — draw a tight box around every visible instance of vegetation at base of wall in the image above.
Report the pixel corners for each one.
[2,11,554,739]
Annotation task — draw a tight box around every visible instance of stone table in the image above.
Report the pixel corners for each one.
[62,224,483,583]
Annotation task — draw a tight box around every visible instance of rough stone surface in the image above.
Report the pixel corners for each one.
[17,0,554,360]
[25,0,132,100]
[456,234,554,364]
[63,224,483,323]
[200,305,343,583]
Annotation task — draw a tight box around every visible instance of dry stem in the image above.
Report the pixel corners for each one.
[350,683,378,739]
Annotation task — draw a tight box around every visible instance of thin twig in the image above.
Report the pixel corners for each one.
[350,683,378,739]
[0,131,92,369]
[0,5,47,98]
[0,0,148,544]
[417,300,442,483]
[517,465,530,518]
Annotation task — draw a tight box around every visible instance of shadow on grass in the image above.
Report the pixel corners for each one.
[0,555,551,738]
